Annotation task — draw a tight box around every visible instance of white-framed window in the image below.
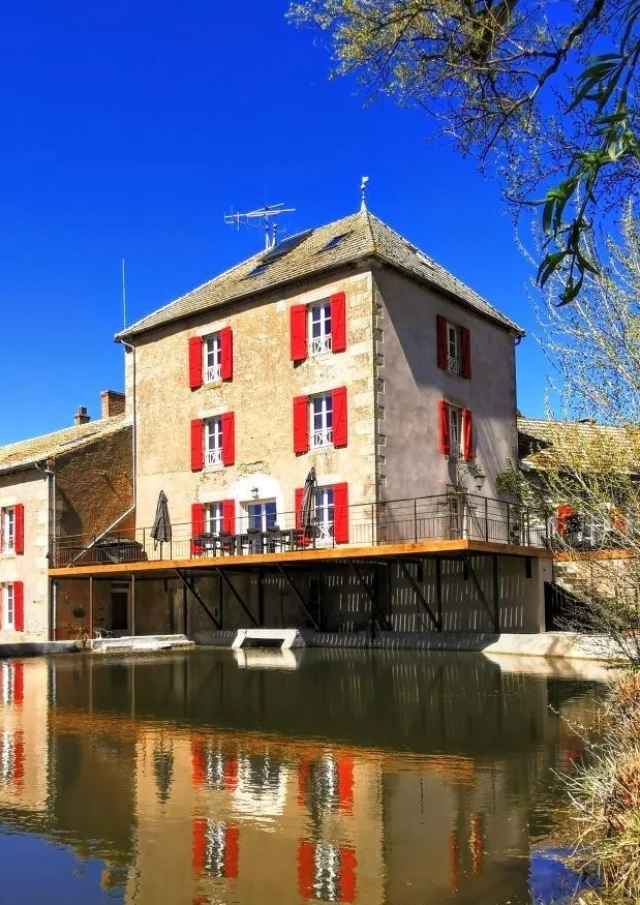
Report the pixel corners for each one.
[2,584,15,630]
[315,488,335,542]
[309,301,332,356]
[1,508,15,554]
[1,663,15,706]
[447,323,461,375]
[205,418,223,468]
[246,500,277,532]
[310,394,334,449]
[204,333,222,384]
[449,406,462,459]
[205,502,224,536]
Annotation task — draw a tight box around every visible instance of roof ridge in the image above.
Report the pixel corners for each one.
[0,413,129,457]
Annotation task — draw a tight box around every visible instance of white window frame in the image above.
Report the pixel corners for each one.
[315,488,335,543]
[1,663,15,706]
[310,393,334,449]
[449,406,462,460]
[447,323,461,375]
[245,500,278,533]
[2,584,15,630]
[1,508,15,554]
[309,301,332,356]
[205,417,223,468]
[203,333,222,384]
[205,502,224,536]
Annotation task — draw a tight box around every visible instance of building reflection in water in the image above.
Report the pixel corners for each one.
[0,650,604,905]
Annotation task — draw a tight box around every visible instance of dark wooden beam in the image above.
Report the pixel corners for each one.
[215,569,258,627]
[175,569,221,630]
[276,564,319,630]
[462,554,499,633]
[400,562,441,631]
[348,561,392,632]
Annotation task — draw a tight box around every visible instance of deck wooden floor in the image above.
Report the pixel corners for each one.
[49,538,552,578]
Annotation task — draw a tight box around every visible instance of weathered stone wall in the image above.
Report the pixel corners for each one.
[373,267,519,501]
[132,269,376,535]
[0,469,50,642]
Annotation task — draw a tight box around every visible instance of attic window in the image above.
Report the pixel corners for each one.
[247,262,270,278]
[262,229,312,263]
[321,232,350,251]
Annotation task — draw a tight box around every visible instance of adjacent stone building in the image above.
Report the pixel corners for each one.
[0,392,132,643]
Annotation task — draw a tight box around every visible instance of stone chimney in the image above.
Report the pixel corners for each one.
[74,406,91,426]
[101,390,126,419]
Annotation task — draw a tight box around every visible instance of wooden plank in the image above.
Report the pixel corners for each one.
[49,539,553,579]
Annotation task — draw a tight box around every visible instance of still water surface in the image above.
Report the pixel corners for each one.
[0,649,604,905]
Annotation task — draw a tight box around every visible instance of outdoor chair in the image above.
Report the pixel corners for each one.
[217,532,235,556]
[246,528,264,554]
[266,526,283,552]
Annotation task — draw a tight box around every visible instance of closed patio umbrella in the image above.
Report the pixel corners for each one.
[301,467,317,533]
[151,490,172,548]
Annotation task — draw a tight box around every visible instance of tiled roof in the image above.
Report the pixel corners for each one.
[118,209,523,341]
[518,417,640,472]
[0,414,131,475]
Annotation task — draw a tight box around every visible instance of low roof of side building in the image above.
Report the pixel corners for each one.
[117,208,523,342]
[0,414,131,477]
[518,417,640,473]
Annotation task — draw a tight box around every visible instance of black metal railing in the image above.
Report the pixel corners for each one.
[51,493,550,568]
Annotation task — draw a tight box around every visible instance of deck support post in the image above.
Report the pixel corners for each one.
[215,569,258,628]
[88,577,94,640]
[493,553,500,634]
[257,569,264,627]
[436,557,443,630]
[462,554,499,633]
[348,561,392,632]
[131,574,136,636]
[176,569,221,629]
[276,564,319,631]
[400,562,441,631]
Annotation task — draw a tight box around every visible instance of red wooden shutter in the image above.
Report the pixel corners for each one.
[223,827,240,879]
[295,488,305,530]
[191,739,206,786]
[339,847,358,905]
[13,663,24,705]
[14,504,24,555]
[223,758,238,791]
[190,419,204,472]
[461,327,471,379]
[191,503,205,556]
[439,401,450,456]
[462,408,474,460]
[192,818,207,874]
[290,305,308,362]
[221,412,235,466]
[189,336,203,390]
[293,396,309,454]
[557,505,574,535]
[332,387,348,448]
[333,483,349,544]
[331,292,346,352]
[612,506,627,534]
[222,500,235,535]
[14,582,24,632]
[436,315,448,370]
[337,758,354,815]
[220,327,233,381]
[297,841,315,901]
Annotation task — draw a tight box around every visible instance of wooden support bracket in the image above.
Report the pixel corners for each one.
[400,562,441,631]
[175,569,221,630]
[276,564,319,630]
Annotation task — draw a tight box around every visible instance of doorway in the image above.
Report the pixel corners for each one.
[110,582,129,633]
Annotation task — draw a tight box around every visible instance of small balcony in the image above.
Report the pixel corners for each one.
[309,334,332,356]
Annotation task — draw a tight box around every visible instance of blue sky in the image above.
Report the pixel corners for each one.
[0,0,548,445]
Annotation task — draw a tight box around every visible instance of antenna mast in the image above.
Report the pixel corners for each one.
[122,258,127,329]
[224,203,296,250]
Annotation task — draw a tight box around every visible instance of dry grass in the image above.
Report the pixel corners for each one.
[564,673,640,903]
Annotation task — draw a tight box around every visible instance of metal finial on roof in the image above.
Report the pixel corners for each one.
[360,176,370,212]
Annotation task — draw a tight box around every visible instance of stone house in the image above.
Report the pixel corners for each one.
[118,208,523,549]
[0,392,132,643]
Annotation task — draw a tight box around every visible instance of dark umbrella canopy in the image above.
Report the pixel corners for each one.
[301,467,317,530]
[151,490,172,545]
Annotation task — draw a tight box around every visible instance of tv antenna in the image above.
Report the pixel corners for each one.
[224,203,296,251]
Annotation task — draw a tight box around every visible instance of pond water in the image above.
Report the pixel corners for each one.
[0,648,605,905]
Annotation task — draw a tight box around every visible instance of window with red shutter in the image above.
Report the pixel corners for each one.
[298,841,315,901]
[331,292,346,352]
[13,663,24,705]
[462,408,474,460]
[295,487,305,531]
[339,847,357,905]
[220,327,233,381]
[221,412,235,466]
[290,305,308,362]
[190,419,204,472]
[436,315,448,371]
[332,387,348,448]
[293,396,309,454]
[439,401,450,456]
[222,499,235,535]
[224,827,240,879]
[14,582,24,633]
[556,505,574,535]
[461,327,471,379]
[333,483,349,544]
[189,336,203,390]
[191,503,205,556]
[14,504,24,555]
[192,818,207,874]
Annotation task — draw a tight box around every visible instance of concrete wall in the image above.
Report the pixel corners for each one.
[132,269,376,536]
[373,267,518,501]
[0,469,50,642]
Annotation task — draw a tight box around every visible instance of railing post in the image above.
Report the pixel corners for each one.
[414,499,418,543]
[484,498,489,542]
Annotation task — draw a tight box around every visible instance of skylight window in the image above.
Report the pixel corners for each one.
[262,229,312,264]
[321,232,351,251]
[247,262,270,278]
